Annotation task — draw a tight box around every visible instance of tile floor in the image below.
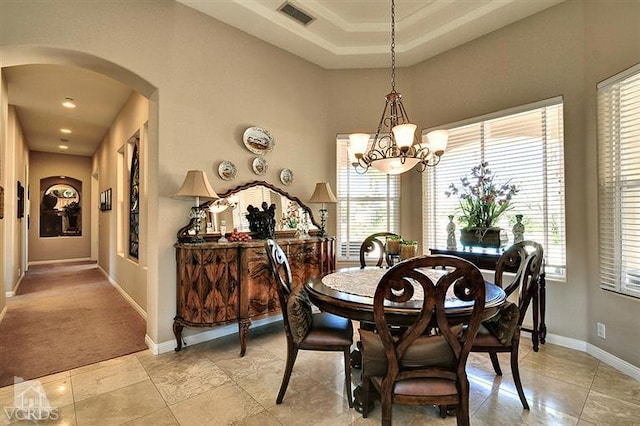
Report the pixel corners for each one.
[1,322,640,425]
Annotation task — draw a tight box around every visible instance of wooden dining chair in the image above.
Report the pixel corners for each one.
[471,240,544,410]
[360,232,401,268]
[360,255,486,426]
[264,239,354,407]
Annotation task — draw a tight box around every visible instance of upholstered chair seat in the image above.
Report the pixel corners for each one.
[299,312,353,348]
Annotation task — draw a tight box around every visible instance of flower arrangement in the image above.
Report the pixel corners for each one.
[445,161,518,229]
[281,201,300,230]
[63,201,81,216]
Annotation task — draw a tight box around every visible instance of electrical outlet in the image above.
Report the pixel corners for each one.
[597,322,606,339]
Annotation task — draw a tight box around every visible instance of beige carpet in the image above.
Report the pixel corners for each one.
[0,261,147,387]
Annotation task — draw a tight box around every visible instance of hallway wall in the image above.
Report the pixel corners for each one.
[28,152,92,262]
[93,92,149,312]
[2,105,29,297]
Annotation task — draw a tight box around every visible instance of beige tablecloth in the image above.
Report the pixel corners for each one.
[321,268,450,301]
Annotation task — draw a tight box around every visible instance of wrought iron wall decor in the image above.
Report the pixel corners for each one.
[129,136,140,259]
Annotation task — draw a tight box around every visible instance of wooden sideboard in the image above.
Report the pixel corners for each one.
[174,237,335,355]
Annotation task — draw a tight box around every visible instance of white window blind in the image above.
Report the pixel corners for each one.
[423,98,566,278]
[597,63,640,298]
[336,135,400,261]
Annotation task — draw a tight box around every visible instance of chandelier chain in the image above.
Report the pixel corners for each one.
[390,0,396,92]
[348,0,448,175]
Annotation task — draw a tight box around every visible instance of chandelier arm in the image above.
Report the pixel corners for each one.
[373,98,392,145]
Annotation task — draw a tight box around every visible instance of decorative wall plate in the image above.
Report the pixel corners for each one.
[252,157,268,175]
[280,168,294,186]
[218,161,237,181]
[243,127,275,155]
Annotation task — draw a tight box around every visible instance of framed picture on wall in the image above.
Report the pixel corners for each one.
[106,188,112,211]
[17,181,24,218]
[100,188,113,211]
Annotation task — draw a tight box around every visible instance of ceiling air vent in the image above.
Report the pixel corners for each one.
[278,2,315,26]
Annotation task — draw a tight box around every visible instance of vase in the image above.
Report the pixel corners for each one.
[460,227,508,250]
[387,238,400,255]
[399,242,417,260]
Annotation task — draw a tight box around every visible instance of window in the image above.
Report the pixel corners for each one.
[597,63,640,298]
[423,98,566,278]
[336,135,400,261]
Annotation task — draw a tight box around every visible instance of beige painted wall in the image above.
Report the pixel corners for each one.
[93,92,149,311]
[2,95,29,299]
[4,106,28,295]
[28,152,92,262]
[583,1,640,367]
[1,0,639,368]
[0,71,6,312]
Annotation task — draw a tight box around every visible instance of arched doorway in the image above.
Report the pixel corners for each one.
[0,46,159,375]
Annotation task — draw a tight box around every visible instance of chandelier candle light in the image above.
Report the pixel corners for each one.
[349,0,448,175]
[308,182,337,238]
[174,170,219,243]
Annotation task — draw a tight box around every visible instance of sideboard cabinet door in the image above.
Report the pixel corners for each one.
[174,245,239,351]
[243,246,281,319]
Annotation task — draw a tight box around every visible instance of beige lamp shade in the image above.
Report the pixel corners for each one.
[308,182,337,204]
[174,170,219,205]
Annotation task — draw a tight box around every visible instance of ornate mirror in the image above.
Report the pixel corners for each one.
[40,177,82,237]
[203,180,320,236]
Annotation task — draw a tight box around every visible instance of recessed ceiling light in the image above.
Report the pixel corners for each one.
[62,97,76,108]
[60,128,72,134]
[58,144,69,150]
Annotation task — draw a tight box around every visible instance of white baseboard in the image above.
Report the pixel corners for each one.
[97,265,147,321]
[28,257,93,266]
[544,332,640,381]
[6,271,25,298]
[587,343,640,382]
[545,332,588,352]
[149,315,284,355]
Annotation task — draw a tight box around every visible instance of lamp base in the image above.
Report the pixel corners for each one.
[176,207,207,244]
[318,208,329,238]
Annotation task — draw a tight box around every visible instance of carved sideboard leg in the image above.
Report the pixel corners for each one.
[173,318,185,352]
[238,319,251,357]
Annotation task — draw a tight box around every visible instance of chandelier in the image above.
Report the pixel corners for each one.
[349,0,448,175]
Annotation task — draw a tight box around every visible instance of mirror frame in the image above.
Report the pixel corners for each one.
[208,180,321,231]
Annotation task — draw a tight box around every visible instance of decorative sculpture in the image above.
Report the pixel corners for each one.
[512,214,525,244]
[447,215,457,250]
[246,202,276,239]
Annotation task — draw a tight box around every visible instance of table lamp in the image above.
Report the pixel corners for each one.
[308,182,337,238]
[174,170,219,243]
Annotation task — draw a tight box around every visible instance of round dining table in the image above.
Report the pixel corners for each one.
[305,267,506,326]
[305,267,506,413]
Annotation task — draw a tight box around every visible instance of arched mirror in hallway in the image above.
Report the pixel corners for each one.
[40,177,82,237]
